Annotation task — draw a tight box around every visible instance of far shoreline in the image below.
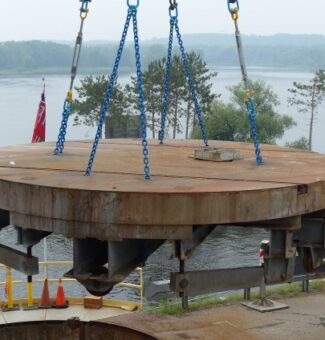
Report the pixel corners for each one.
[0,65,316,77]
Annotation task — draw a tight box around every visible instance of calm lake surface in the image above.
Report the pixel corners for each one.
[0,68,322,150]
[0,68,318,301]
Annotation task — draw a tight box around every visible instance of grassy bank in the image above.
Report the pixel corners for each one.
[146,279,325,316]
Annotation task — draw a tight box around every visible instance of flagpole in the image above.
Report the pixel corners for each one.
[42,76,48,279]
[31,78,48,280]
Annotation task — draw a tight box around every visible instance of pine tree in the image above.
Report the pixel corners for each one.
[288,69,325,150]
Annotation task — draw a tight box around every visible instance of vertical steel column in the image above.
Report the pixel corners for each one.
[180,258,188,310]
[27,246,33,308]
[243,287,251,301]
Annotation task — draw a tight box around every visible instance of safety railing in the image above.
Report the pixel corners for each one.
[243,271,325,301]
[0,261,144,311]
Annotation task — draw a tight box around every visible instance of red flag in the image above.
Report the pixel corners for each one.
[32,81,46,143]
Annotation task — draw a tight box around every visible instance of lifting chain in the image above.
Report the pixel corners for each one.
[159,7,177,144]
[159,1,208,147]
[54,0,92,155]
[85,0,150,179]
[227,0,263,165]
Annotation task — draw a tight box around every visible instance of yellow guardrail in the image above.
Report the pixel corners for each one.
[0,261,144,311]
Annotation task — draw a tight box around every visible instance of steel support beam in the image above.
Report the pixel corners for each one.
[233,216,302,230]
[170,267,264,296]
[0,244,38,275]
[11,213,193,240]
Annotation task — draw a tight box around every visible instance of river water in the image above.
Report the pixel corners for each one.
[0,68,320,301]
[0,68,323,151]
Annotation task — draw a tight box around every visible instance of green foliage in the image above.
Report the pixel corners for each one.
[184,53,218,138]
[0,41,71,71]
[197,101,247,141]
[73,75,295,146]
[126,52,217,139]
[194,80,295,144]
[288,69,325,150]
[285,137,309,150]
[125,58,166,139]
[72,75,127,128]
[168,55,188,139]
[310,279,325,290]
[149,296,230,316]
[0,41,164,74]
[70,52,216,140]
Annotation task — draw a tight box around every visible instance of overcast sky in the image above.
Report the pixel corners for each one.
[1,0,325,42]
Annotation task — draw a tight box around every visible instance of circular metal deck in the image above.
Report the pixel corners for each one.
[0,139,324,240]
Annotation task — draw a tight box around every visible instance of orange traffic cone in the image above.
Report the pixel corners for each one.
[39,279,52,309]
[53,279,68,309]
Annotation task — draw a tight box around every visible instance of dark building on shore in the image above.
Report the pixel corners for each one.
[105,115,141,139]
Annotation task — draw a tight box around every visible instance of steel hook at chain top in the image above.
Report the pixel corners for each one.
[80,0,87,11]
[127,0,140,8]
[80,0,91,13]
[80,0,91,20]
[169,0,178,18]
[227,0,239,14]
[169,0,177,10]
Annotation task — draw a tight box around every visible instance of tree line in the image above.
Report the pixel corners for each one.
[72,51,325,150]
[1,38,325,73]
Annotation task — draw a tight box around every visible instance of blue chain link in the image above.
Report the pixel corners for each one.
[174,21,209,147]
[159,7,209,147]
[159,16,176,144]
[53,99,72,155]
[85,5,150,179]
[132,12,150,179]
[246,97,263,165]
[85,9,133,176]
